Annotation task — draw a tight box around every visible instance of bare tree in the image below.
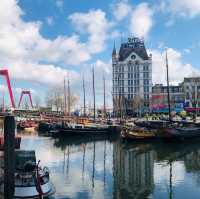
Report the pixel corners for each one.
[132,96,144,116]
[45,86,79,113]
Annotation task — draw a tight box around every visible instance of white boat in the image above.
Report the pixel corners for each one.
[15,150,55,199]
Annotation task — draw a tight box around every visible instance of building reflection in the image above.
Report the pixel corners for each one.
[183,145,200,186]
[113,142,154,199]
[184,150,200,172]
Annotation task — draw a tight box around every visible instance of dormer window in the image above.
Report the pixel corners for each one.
[131,54,136,60]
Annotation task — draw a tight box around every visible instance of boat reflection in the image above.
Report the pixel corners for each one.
[52,134,113,198]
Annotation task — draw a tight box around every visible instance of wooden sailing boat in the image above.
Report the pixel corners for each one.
[133,51,172,129]
[162,50,200,140]
[55,68,112,136]
[124,50,174,140]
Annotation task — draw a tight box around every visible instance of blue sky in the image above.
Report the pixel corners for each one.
[1,0,200,108]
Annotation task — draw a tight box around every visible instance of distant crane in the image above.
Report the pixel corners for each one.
[18,90,33,109]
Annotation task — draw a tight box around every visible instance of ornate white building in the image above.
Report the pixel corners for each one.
[112,37,152,116]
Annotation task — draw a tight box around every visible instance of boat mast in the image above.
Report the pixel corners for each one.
[67,78,70,116]
[64,77,67,116]
[92,67,96,121]
[103,74,106,119]
[166,50,172,121]
[83,76,86,117]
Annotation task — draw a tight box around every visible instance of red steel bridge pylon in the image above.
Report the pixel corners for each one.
[0,69,15,108]
[18,90,33,108]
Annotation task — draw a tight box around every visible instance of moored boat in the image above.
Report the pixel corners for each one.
[55,122,113,136]
[134,119,171,129]
[121,126,157,141]
[14,150,55,198]
[161,126,200,140]
[17,120,37,131]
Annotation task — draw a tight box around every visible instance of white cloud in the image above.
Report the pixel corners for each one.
[159,0,200,19]
[46,16,54,26]
[0,0,91,66]
[95,59,112,74]
[112,0,132,21]
[69,9,112,54]
[129,3,154,38]
[168,0,200,18]
[109,30,121,39]
[4,61,80,86]
[0,1,115,88]
[30,34,91,65]
[150,48,200,85]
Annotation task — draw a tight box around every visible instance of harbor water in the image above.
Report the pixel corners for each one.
[19,131,200,199]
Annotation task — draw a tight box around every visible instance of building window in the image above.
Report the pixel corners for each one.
[144,87,149,93]
[131,54,136,60]
[131,87,133,92]
[143,72,149,78]
[144,79,149,85]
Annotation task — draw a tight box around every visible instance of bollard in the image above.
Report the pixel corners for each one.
[4,115,15,199]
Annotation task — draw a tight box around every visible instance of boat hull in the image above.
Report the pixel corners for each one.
[162,127,200,140]
[55,127,112,136]
[121,128,157,141]
[15,181,55,199]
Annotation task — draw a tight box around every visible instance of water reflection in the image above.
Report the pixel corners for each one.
[113,142,154,199]
[18,131,200,199]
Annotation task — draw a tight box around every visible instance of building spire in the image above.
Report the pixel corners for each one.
[112,40,116,57]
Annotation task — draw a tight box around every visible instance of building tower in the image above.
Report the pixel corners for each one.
[112,37,152,116]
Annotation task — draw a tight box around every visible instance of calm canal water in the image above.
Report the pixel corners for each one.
[18,131,200,199]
